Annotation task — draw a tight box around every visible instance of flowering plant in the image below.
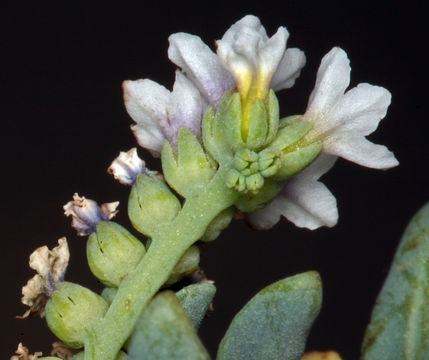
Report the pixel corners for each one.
[11,14,428,360]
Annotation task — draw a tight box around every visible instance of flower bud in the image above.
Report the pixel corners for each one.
[128,174,181,237]
[101,287,118,305]
[200,208,234,242]
[165,246,200,286]
[87,221,146,287]
[45,282,109,349]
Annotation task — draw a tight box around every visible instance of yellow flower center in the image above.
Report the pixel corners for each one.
[235,66,271,141]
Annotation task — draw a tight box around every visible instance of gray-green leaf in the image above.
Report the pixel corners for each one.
[217,271,322,360]
[176,282,216,329]
[128,291,211,360]
[361,202,429,360]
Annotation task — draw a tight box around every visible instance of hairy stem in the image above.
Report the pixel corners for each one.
[85,165,236,360]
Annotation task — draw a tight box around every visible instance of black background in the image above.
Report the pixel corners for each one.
[2,1,428,359]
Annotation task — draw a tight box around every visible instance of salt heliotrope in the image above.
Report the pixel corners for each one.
[123,14,397,230]
[14,14,400,360]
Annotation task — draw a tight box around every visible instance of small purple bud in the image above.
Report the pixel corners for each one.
[63,194,119,236]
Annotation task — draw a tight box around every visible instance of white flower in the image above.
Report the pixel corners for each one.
[216,15,305,102]
[248,155,338,230]
[124,70,207,156]
[19,238,69,318]
[249,47,398,230]
[303,47,398,169]
[108,148,157,185]
[124,15,305,156]
[63,194,119,236]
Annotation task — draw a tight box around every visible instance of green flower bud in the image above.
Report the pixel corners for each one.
[87,221,145,287]
[162,128,217,198]
[128,174,181,237]
[165,246,200,286]
[200,207,234,242]
[269,119,313,152]
[101,287,118,305]
[274,142,322,180]
[235,179,284,213]
[45,282,109,349]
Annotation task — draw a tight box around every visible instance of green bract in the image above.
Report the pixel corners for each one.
[87,221,145,287]
[45,282,109,349]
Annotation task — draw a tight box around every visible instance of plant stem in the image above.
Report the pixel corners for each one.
[85,165,236,360]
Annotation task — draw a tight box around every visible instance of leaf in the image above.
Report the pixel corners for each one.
[176,282,216,329]
[361,202,429,359]
[217,271,322,360]
[128,291,211,360]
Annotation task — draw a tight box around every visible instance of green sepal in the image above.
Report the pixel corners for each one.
[128,174,181,237]
[273,142,322,180]
[264,89,280,145]
[128,291,210,360]
[278,114,302,129]
[87,222,145,287]
[200,207,234,242]
[73,351,128,360]
[361,202,429,360]
[245,98,268,150]
[101,287,118,305]
[176,282,217,329]
[234,179,284,213]
[162,128,217,198]
[165,245,200,286]
[45,282,109,349]
[269,120,312,152]
[202,92,234,164]
[217,271,322,360]
[224,92,245,150]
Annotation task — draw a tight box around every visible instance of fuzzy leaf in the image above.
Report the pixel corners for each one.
[128,291,210,360]
[176,282,216,329]
[361,202,429,359]
[217,271,322,360]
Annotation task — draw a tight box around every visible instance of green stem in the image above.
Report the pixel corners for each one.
[85,165,237,360]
